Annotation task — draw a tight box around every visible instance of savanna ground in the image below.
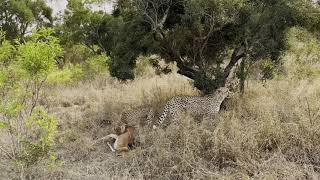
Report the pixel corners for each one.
[0,30,319,179]
[0,30,318,180]
[11,73,320,179]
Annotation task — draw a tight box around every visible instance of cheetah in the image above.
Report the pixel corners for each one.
[118,105,155,128]
[153,87,230,129]
[153,56,242,129]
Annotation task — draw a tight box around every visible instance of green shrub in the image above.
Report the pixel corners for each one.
[16,107,57,167]
[17,28,62,79]
[48,54,109,84]
[63,44,95,64]
[82,55,109,79]
[0,28,60,177]
[260,58,276,80]
[48,64,84,84]
[0,32,14,66]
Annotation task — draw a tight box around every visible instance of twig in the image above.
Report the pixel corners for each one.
[0,145,13,160]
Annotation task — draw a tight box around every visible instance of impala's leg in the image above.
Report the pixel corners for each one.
[107,142,115,152]
[117,147,129,152]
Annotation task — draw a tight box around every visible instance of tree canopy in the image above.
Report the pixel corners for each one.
[0,0,53,40]
[3,0,318,93]
[106,0,320,94]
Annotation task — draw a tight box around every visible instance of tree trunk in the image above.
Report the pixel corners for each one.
[154,29,245,94]
[239,57,246,94]
[224,46,246,81]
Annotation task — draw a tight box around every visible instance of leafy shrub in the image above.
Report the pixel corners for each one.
[17,107,57,167]
[48,64,84,84]
[17,28,62,79]
[0,28,60,177]
[82,55,109,80]
[63,44,95,64]
[48,55,109,84]
[259,58,276,80]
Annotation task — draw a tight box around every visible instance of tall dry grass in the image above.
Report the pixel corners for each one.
[21,72,319,179]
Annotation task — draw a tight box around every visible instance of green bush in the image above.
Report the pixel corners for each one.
[0,28,60,177]
[48,54,109,84]
[17,107,57,167]
[82,55,109,80]
[48,64,84,84]
[63,44,95,64]
[17,28,62,79]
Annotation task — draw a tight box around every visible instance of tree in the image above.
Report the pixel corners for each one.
[57,0,151,79]
[0,0,53,40]
[109,0,320,94]
[57,0,118,54]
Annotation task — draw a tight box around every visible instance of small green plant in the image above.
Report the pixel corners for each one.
[48,54,109,84]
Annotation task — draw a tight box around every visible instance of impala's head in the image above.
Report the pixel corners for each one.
[114,125,126,135]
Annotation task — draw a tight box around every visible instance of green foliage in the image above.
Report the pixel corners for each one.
[0,28,60,176]
[17,28,62,78]
[58,0,152,80]
[260,59,276,80]
[0,0,53,40]
[82,55,109,79]
[57,0,116,53]
[0,121,8,129]
[48,64,83,84]
[26,106,57,149]
[108,17,153,80]
[0,31,15,66]
[63,44,95,64]
[106,0,320,93]
[48,54,109,84]
[17,106,57,167]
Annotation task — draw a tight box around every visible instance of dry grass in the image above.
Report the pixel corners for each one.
[3,72,320,179]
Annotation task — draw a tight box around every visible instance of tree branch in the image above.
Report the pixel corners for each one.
[224,46,246,80]
[176,63,197,79]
